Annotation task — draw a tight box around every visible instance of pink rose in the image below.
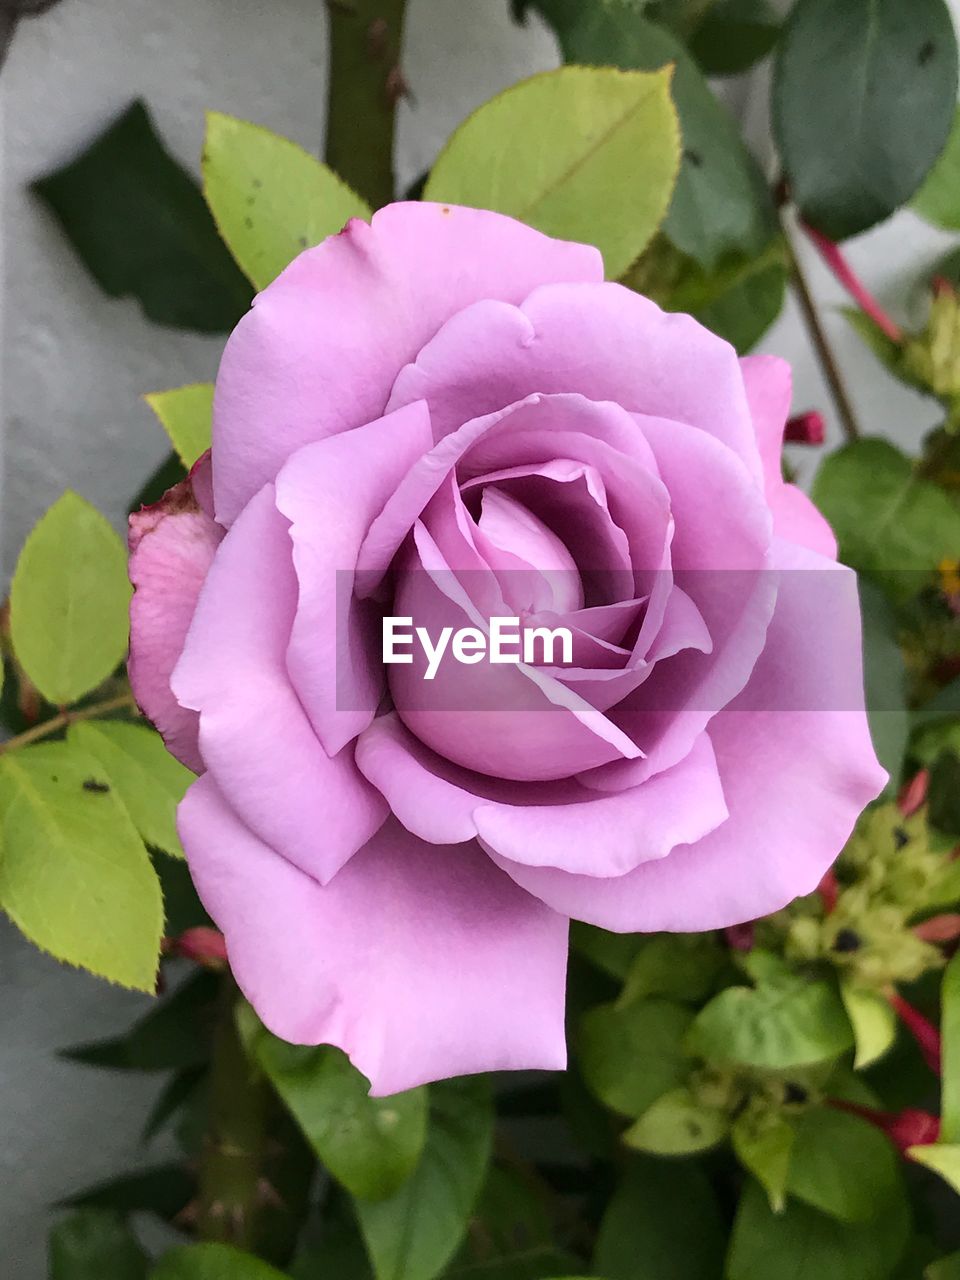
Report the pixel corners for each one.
[129,203,885,1095]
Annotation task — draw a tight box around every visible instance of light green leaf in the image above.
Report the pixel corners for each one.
[687,978,854,1070]
[50,1210,148,1280]
[593,1158,725,1280]
[731,1111,795,1213]
[841,979,898,1069]
[548,12,776,269]
[67,720,192,858]
[424,66,681,279]
[0,741,162,992]
[202,113,371,292]
[914,105,960,230]
[773,0,959,240]
[786,1106,899,1224]
[908,1143,960,1195]
[237,1003,427,1202]
[728,1177,910,1280]
[151,1243,287,1280]
[928,1250,960,1279]
[941,949,960,1142]
[10,492,131,705]
[355,1077,493,1280]
[622,1087,728,1155]
[579,998,693,1117]
[812,438,960,598]
[144,384,213,469]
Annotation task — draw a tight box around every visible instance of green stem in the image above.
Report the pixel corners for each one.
[0,692,136,755]
[324,0,409,209]
[197,978,270,1248]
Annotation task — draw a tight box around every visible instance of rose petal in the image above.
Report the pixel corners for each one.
[275,400,433,756]
[128,456,223,772]
[180,777,569,1095]
[740,354,837,559]
[212,204,603,524]
[488,541,886,929]
[355,712,727,877]
[172,485,386,884]
[387,282,762,482]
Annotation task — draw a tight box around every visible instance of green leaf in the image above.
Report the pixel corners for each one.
[619,932,724,1005]
[570,921,645,979]
[773,0,959,240]
[727,1177,910,1280]
[942,949,960,1143]
[812,439,960,597]
[10,492,131,705]
[448,1166,576,1278]
[62,1163,195,1225]
[578,998,693,1117]
[731,1110,795,1213]
[593,1158,725,1280]
[688,0,780,76]
[33,101,252,333]
[145,384,213,469]
[202,112,371,292]
[151,1244,287,1280]
[841,979,898,1069]
[859,578,910,792]
[0,742,162,991]
[67,721,192,858]
[50,1210,148,1280]
[424,66,681,279]
[928,1253,960,1280]
[355,1077,493,1280]
[665,245,787,353]
[930,752,960,838]
[237,1005,427,1201]
[914,106,960,230]
[907,1143,960,1195]
[547,10,777,268]
[63,970,219,1070]
[687,977,854,1070]
[786,1107,899,1223]
[622,1087,729,1155]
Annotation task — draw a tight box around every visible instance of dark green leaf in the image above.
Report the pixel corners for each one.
[61,1163,195,1225]
[33,100,252,332]
[50,1210,148,1280]
[786,1107,899,1223]
[237,1004,428,1202]
[812,438,960,597]
[688,977,854,1069]
[688,0,781,76]
[355,1077,493,1280]
[728,1176,910,1280]
[578,997,693,1117]
[773,0,959,239]
[130,453,186,514]
[593,1158,724,1280]
[929,752,960,837]
[142,1066,207,1143]
[619,932,725,1005]
[860,578,910,790]
[62,970,219,1071]
[150,1244,286,1280]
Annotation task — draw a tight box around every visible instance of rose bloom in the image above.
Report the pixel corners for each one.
[129,204,885,1095]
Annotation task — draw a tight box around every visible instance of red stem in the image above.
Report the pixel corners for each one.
[817,868,839,915]
[802,223,904,344]
[888,993,942,1075]
[830,1099,940,1153]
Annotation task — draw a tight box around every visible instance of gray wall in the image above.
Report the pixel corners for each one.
[1,0,957,1273]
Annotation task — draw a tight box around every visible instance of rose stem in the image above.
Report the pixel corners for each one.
[801,222,904,343]
[784,230,863,442]
[324,0,410,210]
[0,691,136,754]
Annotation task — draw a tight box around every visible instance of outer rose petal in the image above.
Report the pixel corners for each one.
[274,400,434,756]
[172,485,386,885]
[212,203,603,524]
[128,455,223,773]
[489,540,886,929]
[740,354,837,559]
[355,712,728,877]
[180,776,569,1095]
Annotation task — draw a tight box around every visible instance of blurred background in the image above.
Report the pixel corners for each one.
[1,0,957,1272]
